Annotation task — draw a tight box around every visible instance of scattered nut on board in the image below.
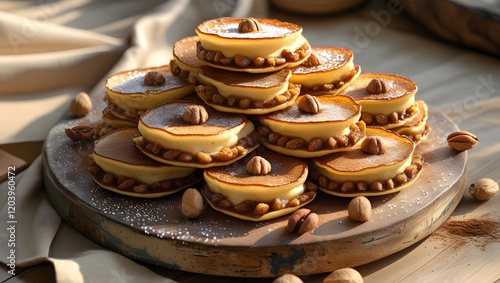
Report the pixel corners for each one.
[469,178,499,200]
[287,208,319,234]
[70,92,92,117]
[348,196,371,222]
[181,188,203,218]
[447,131,479,151]
[323,267,363,283]
[273,273,303,283]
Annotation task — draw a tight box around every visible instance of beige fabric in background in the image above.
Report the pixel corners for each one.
[0,0,499,282]
[0,0,265,282]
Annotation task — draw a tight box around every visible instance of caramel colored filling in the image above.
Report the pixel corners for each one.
[360,102,420,128]
[298,65,360,94]
[133,130,260,166]
[195,82,300,113]
[89,161,201,196]
[202,183,316,220]
[196,40,311,72]
[310,155,423,197]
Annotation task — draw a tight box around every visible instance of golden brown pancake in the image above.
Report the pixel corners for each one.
[89,127,201,198]
[290,47,361,95]
[195,17,311,73]
[170,36,206,84]
[258,95,365,158]
[105,65,194,122]
[202,148,315,221]
[340,73,419,129]
[311,127,423,197]
[195,66,300,114]
[134,100,260,168]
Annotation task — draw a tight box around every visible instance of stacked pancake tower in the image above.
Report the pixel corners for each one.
[89,17,430,221]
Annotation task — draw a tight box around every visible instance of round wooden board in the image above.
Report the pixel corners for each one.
[43,106,467,278]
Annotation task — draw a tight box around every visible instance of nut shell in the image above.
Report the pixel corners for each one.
[468,178,498,200]
[246,156,272,175]
[181,188,203,218]
[360,136,386,155]
[348,196,371,222]
[366,78,387,94]
[298,94,322,114]
[447,131,479,151]
[70,92,92,117]
[324,267,363,283]
[273,273,303,283]
[183,104,209,125]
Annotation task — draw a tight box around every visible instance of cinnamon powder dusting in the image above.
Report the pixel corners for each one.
[440,219,499,238]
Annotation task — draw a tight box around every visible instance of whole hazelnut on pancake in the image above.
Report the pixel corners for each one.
[311,127,423,197]
[89,127,201,198]
[289,47,361,95]
[195,66,300,115]
[195,17,311,73]
[258,95,366,158]
[134,100,259,168]
[339,73,419,129]
[202,148,315,221]
[104,65,194,123]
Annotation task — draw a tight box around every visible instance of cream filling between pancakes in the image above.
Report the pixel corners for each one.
[291,61,354,87]
[204,172,307,205]
[92,154,196,185]
[197,30,307,60]
[357,95,416,116]
[314,157,412,184]
[137,121,255,156]
[199,73,290,102]
[260,112,360,142]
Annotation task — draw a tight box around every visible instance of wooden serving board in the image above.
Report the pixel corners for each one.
[43,106,467,278]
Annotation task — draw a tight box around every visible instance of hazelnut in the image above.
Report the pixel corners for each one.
[468,178,498,200]
[70,92,92,117]
[183,104,209,125]
[247,156,272,175]
[273,273,303,283]
[181,188,203,218]
[287,208,319,234]
[348,196,371,222]
[144,71,165,86]
[366,78,387,94]
[324,267,363,283]
[360,136,386,155]
[447,131,480,151]
[238,17,262,33]
[301,49,323,67]
[298,94,322,114]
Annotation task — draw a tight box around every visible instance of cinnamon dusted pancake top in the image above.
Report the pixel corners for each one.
[199,66,290,88]
[342,73,417,101]
[261,95,360,124]
[94,127,163,167]
[173,36,206,68]
[106,65,190,94]
[291,47,353,74]
[204,149,307,187]
[196,17,302,40]
[314,128,414,173]
[140,100,246,136]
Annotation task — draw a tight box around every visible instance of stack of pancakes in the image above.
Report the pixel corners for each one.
[88,17,430,221]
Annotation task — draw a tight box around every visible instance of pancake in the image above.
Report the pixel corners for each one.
[170,36,206,84]
[258,95,365,158]
[202,148,315,221]
[134,100,260,168]
[392,100,431,144]
[89,127,201,198]
[195,17,311,73]
[290,47,361,95]
[340,73,419,129]
[311,127,423,197]
[195,66,300,114]
[105,65,194,122]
